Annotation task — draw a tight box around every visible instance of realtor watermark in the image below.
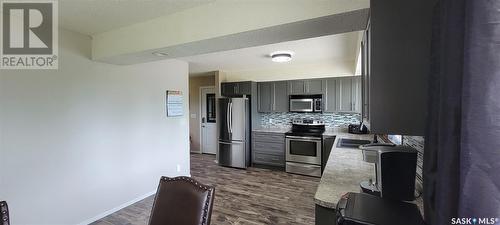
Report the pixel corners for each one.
[1,0,58,69]
[451,217,499,225]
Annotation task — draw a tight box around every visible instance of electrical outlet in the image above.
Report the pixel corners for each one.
[176,164,181,172]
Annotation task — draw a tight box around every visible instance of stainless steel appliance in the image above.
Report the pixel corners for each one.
[217,97,250,169]
[359,144,418,201]
[289,95,322,112]
[285,119,325,177]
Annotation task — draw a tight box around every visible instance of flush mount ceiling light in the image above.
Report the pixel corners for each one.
[270,51,294,63]
[152,52,168,57]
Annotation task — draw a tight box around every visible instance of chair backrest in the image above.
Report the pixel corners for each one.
[148,176,215,225]
[1,201,9,225]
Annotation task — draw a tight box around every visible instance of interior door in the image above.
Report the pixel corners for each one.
[201,87,217,154]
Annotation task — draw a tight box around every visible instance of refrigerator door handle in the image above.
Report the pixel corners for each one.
[226,101,230,135]
[229,102,233,133]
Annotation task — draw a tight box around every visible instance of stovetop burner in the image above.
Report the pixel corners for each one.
[286,118,325,137]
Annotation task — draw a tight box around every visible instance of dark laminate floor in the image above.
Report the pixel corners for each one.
[91,154,320,225]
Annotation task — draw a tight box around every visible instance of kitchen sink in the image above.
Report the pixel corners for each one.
[337,138,372,149]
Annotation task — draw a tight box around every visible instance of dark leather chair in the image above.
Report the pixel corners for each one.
[1,201,9,225]
[148,176,215,225]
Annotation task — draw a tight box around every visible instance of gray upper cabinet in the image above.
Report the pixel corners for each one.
[289,80,306,95]
[353,77,362,113]
[288,79,323,95]
[238,81,252,95]
[307,79,323,94]
[221,81,252,96]
[258,81,288,112]
[323,78,337,113]
[367,0,435,135]
[221,82,237,96]
[361,22,371,125]
[273,81,288,112]
[323,77,361,113]
[337,77,354,112]
[257,82,273,112]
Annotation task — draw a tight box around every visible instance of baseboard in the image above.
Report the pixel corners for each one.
[77,173,192,225]
[77,190,156,225]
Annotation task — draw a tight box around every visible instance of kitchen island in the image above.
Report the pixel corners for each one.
[314,131,424,225]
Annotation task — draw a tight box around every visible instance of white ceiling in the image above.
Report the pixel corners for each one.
[59,0,214,35]
[181,32,361,76]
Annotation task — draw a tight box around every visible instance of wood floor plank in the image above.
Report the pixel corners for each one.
[91,154,319,225]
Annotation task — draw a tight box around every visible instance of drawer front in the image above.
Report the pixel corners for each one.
[253,132,285,144]
[253,152,285,166]
[286,162,321,177]
[253,142,285,154]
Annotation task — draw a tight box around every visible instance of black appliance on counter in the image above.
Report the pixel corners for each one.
[348,123,368,134]
[359,144,418,201]
[336,192,424,225]
[285,119,325,177]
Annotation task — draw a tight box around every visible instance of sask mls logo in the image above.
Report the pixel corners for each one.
[1,0,58,69]
[451,217,499,225]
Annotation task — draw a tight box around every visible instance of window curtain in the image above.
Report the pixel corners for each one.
[423,0,500,224]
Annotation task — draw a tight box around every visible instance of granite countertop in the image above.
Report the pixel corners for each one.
[252,127,290,133]
[314,132,424,213]
[322,127,351,136]
[314,132,374,209]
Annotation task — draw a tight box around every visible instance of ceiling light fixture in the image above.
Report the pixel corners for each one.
[152,52,168,57]
[270,51,294,63]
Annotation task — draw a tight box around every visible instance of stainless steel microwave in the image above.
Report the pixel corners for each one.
[289,95,322,112]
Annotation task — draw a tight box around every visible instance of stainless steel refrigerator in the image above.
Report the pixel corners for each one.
[217,97,250,168]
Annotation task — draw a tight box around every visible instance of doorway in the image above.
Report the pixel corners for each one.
[200,86,217,154]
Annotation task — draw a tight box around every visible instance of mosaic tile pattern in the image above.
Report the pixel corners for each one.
[403,136,425,188]
[260,112,361,128]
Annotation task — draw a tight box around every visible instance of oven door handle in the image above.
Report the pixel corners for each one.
[286,136,322,141]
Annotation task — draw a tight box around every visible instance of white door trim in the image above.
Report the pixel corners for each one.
[199,86,216,154]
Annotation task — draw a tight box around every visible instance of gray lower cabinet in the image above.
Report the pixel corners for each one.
[257,81,288,112]
[315,204,337,225]
[321,135,336,173]
[252,131,285,167]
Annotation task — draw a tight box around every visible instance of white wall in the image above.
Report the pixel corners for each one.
[221,60,356,82]
[0,29,190,224]
[92,0,369,60]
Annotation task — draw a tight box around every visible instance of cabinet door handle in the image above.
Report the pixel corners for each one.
[257,85,261,111]
[273,83,276,111]
[325,80,328,111]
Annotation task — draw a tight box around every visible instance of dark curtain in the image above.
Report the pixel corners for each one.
[423,0,500,224]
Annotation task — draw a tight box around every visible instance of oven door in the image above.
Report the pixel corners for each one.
[286,136,322,165]
[289,99,314,112]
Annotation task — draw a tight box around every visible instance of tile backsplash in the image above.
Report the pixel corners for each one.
[260,112,361,128]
